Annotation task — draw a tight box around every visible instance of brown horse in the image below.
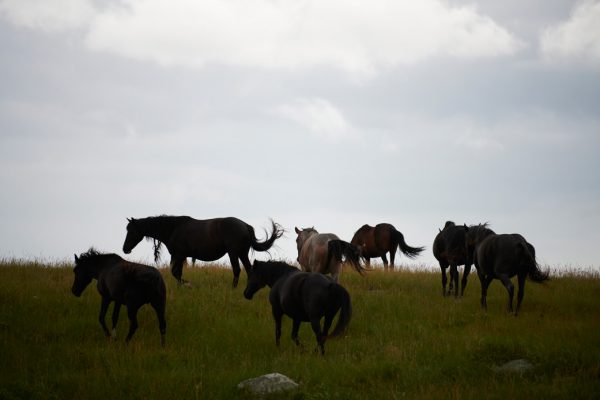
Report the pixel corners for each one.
[350,223,425,270]
[294,227,365,282]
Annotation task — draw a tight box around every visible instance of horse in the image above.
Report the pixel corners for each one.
[465,224,549,315]
[243,260,352,355]
[294,227,365,282]
[432,221,473,297]
[122,216,284,288]
[71,248,167,346]
[351,223,425,271]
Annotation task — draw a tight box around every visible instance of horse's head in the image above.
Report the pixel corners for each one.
[71,254,93,297]
[123,218,144,254]
[465,223,495,254]
[243,260,268,300]
[294,227,318,262]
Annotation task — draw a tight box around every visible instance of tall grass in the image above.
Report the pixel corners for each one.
[0,261,599,399]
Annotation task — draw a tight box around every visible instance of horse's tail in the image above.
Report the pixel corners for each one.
[518,241,549,283]
[250,220,285,252]
[326,239,366,275]
[327,283,352,339]
[393,229,425,259]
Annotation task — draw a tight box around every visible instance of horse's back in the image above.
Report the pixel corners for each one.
[272,271,334,321]
[433,225,467,265]
[101,262,165,304]
[300,233,339,272]
[478,234,531,276]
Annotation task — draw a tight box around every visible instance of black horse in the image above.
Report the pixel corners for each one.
[243,260,352,355]
[351,223,424,270]
[465,224,549,314]
[71,248,167,346]
[433,221,473,297]
[123,216,284,287]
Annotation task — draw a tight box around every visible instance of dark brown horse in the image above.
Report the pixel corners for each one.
[432,221,473,297]
[71,248,166,346]
[465,224,549,315]
[123,216,284,287]
[295,227,365,282]
[243,260,352,355]
[350,223,424,270]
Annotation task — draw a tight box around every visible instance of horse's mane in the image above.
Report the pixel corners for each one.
[355,224,372,234]
[76,248,122,266]
[468,222,495,237]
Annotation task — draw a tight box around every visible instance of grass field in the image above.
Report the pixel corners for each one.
[1,260,599,399]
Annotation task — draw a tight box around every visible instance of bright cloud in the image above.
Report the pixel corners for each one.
[540,0,600,64]
[0,0,95,31]
[273,98,350,141]
[0,0,523,73]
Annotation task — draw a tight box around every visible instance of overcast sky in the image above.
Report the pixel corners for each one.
[1,0,599,271]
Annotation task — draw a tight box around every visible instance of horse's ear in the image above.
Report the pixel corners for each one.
[439,228,441,233]
[295,227,301,234]
[74,254,79,262]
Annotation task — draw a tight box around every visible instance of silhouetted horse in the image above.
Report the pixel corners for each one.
[433,221,473,297]
[71,248,166,346]
[351,223,424,270]
[465,224,549,315]
[123,216,284,287]
[243,260,352,355]
[294,227,365,282]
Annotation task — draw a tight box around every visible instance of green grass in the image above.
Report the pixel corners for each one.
[1,261,599,399]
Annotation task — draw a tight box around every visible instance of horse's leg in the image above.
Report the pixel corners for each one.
[331,266,340,283]
[481,275,493,310]
[125,303,141,344]
[440,262,449,296]
[170,255,187,285]
[515,272,527,316]
[111,302,121,339]
[271,303,283,346]
[389,250,396,271]
[310,318,325,355]
[239,252,252,275]
[381,254,389,271]
[151,299,167,347]
[228,252,241,288]
[449,265,458,297]
[498,273,515,313]
[460,264,472,297]
[291,319,302,346]
[99,296,111,337]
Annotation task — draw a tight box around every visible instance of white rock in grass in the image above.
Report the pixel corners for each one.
[492,359,534,374]
[237,373,299,395]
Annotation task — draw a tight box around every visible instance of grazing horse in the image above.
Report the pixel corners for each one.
[465,224,549,314]
[243,260,352,355]
[294,227,365,282]
[71,248,166,346]
[351,223,424,270]
[433,221,473,297]
[122,216,284,288]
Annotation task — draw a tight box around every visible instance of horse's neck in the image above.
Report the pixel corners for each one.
[266,266,297,287]
[139,217,182,243]
[89,256,118,278]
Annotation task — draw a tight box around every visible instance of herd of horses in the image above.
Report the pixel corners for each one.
[71,215,549,353]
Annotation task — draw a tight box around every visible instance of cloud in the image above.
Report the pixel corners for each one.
[540,0,600,64]
[0,0,523,73]
[0,0,95,31]
[273,98,351,141]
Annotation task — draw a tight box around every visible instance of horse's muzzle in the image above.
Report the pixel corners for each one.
[71,287,82,297]
[243,289,254,300]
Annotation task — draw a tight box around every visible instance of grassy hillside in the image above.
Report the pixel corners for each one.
[0,261,599,399]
